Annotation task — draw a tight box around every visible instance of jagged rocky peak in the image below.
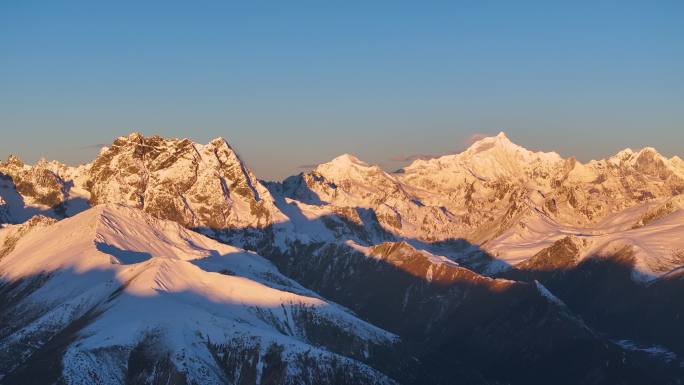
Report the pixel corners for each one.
[86,132,284,230]
[605,146,683,180]
[596,147,684,188]
[550,145,684,224]
[2,154,25,168]
[0,155,68,209]
[609,147,636,162]
[608,146,666,166]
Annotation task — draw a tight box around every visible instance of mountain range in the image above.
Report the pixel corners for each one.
[1,132,683,385]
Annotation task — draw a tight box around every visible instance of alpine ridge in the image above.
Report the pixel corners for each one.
[0,204,400,385]
[2,131,684,385]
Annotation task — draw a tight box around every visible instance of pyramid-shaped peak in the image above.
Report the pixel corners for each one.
[400,132,563,176]
[326,153,369,167]
[105,133,242,158]
[473,131,509,142]
[465,131,527,154]
[311,153,388,181]
[334,153,361,162]
[461,131,563,163]
[476,131,511,142]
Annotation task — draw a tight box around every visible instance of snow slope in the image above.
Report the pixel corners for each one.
[485,197,684,280]
[0,204,397,385]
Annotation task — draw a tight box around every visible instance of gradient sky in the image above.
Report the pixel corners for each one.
[1,1,682,180]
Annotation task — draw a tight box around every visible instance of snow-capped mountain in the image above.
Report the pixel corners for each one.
[399,131,565,190]
[2,131,684,384]
[0,133,287,230]
[0,204,398,385]
[5,131,681,263]
[87,133,286,229]
[279,154,460,243]
[276,132,683,249]
[271,132,684,279]
[0,155,88,222]
[396,132,684,241]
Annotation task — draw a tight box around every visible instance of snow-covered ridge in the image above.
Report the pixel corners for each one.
[0,204,397,384]
[486,197,684,281]
[3,131,683,279]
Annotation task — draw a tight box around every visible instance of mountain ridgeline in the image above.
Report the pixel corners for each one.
[1,132,684,385]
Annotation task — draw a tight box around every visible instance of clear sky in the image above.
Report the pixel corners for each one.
[1,1,682,181]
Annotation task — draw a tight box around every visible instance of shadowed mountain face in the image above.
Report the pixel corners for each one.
[0,205,404,385]
[1,132,684,384]
[502,236,684,362]
[252,239,683,385]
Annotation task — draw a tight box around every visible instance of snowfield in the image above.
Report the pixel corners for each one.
[0,204,397,385]
[484,196,684,280]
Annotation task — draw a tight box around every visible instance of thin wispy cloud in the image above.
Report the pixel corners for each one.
[463,133,490,147]
[389,154,440,162]
[77,143,108,150]
[297,164,318,169]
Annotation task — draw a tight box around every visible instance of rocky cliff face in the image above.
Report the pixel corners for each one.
[86,133,285,230]
[0,134,287,229]
[542,147,684,225]
[0,155,89,222]
[0,156,65,208]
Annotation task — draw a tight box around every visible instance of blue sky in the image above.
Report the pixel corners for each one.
[1,1,682,180]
